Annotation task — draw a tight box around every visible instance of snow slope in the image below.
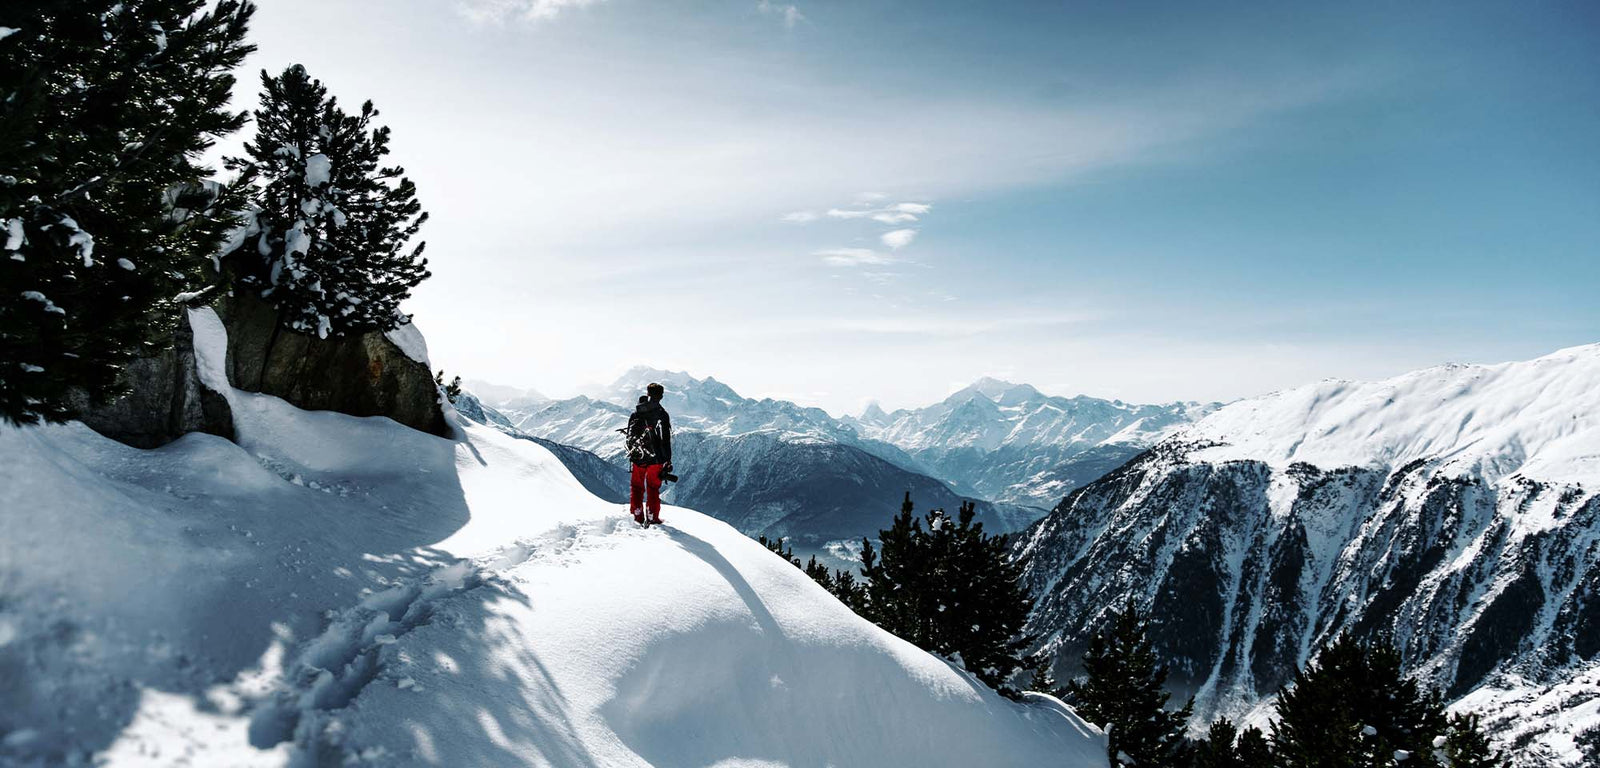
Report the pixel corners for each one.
[0,309,1105,767]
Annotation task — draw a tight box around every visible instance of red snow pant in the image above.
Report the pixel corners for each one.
[630,463,664,521]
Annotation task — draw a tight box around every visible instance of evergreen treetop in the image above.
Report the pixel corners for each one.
[227,63,428,338]
[1270,634,1451,768]
[0,0,255,424]
[1064,599,1193,767]
[858,492,1034,696]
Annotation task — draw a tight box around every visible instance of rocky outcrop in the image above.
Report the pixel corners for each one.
[217,291,448,438]
[73,311,234,448]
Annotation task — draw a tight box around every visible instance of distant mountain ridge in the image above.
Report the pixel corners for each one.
[502,366,919,469]
[847,377,1218,506]
[483,368,1213,510]
[463,371,1021,567]
[1014,344,1600,766]
[470,368,1212,569]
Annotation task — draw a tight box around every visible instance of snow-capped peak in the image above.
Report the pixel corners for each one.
[948,377,1042,406]
[608,365,701,394]
[861,401,890,423]
[1184,344,1600,484]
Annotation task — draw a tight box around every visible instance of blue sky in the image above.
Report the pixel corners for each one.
[238,0,1599,414]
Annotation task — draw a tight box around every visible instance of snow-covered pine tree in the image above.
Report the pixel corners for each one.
[1270,634,1451,768]
[858,494,1033,696]
[0,0,255,425]
[1064,599,1194,766]
[859,492,925,641]
[227,64,429,339]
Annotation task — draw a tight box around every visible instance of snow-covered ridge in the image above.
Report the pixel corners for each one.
[0,313,1106,766]
[1183,343,1600,484]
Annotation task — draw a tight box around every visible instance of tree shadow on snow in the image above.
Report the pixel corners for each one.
[0,410,497,764]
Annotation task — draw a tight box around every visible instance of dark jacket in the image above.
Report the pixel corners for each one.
[625,400,672,466]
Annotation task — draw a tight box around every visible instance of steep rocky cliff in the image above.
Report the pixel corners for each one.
[1014,346,1600,766]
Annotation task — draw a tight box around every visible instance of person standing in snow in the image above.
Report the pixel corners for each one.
[625,382,673,525]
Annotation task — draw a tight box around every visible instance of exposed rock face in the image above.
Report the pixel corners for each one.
[217,291,448,437]
[73,312,234,448]
[1014,345,1600,766]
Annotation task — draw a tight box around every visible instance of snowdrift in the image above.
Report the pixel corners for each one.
[0,309,1105,767]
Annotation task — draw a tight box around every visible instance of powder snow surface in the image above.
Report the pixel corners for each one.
[1185,344,1600,485]
[0,310,1103,767]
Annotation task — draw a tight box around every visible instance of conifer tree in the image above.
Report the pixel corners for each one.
[435,370,461,403]
[803,554,833,587]
[1439,712,1501,768]
[227,64,428,338]
[1236,726,1273,768]
[757,535,870,613]
[1192,718,1241,768]
[835,572,866,611]
[1270,634,1451,768]
[1065,599,1194,766]
[758,535,802,567]
[0,0,255,424]
[1026,654,1065,699]
[858,492,1034,695]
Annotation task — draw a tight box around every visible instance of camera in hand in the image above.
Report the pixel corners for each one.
[661,471,679,483]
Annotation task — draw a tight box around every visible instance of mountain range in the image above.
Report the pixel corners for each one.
[847,377,1217,506]
[1013,344,1600,766]
[467,368,1212,561]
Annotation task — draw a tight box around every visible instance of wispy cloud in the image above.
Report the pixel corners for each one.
[457,0,603,24]
[807,199,930,273]
[756,0,805,29]
[816,248,897,267]
[880,228,916,249]
[823,201,932,224]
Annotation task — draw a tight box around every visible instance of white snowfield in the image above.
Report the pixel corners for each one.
[0,309,1106,767]
[1184,343,1600,485]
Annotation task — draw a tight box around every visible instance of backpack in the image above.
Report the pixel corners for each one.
[624,404,666,465]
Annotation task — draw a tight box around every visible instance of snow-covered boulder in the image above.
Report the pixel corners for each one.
[70,309,234,448]
[218,289,447,437]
